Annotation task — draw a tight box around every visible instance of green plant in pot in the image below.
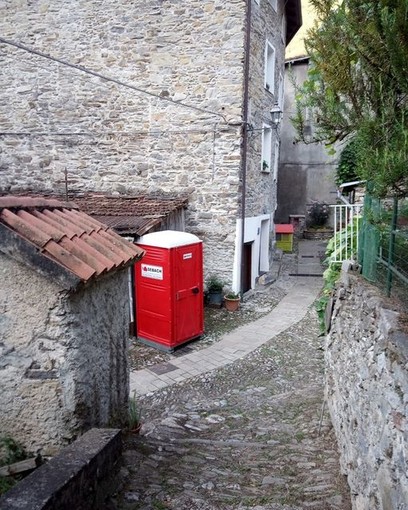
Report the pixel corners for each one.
[304,201,333,239]
[128,391,142,434]
[206,274,225,308]
[224,290,240,312]
[306,201,330,229]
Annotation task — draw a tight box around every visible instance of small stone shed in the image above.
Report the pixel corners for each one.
[0,196,144,455]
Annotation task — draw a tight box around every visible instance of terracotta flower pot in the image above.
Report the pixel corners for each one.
[224,296,240,312]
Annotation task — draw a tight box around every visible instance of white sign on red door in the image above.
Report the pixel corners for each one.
[141,264,163,280]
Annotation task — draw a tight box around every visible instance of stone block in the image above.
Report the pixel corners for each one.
[0,428,122,510]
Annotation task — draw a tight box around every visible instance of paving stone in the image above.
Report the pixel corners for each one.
[110,242,351,509]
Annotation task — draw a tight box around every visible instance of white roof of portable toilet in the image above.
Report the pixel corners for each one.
[137,230,201,248]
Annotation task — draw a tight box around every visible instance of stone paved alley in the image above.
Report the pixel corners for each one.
[109,241,352,510]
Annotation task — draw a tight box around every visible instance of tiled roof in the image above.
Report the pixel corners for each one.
[275,224,294,234]
[67,193,188,235]
[5,192,189,236]
[0,196,144,284]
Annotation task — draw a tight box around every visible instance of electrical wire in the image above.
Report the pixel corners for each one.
[0,126,234,138]
[0,37,229,123]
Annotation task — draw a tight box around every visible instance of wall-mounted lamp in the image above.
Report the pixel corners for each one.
[270,102,283,128]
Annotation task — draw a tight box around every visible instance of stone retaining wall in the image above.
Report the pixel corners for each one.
[0,428,121,510]
[326,267,408,509]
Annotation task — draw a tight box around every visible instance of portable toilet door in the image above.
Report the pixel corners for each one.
[135,230,204,351]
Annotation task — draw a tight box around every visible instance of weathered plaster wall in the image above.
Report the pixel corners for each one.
[62,270,130,432]
[276,60,338,224]
[0,253,130,454]
[326,268,408,509]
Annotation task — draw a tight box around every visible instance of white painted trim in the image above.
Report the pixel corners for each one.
[273,140,280,181]
[262,123,272,173]
[233,214,271,292]
[278,72,284,108]
[264,40,276,93]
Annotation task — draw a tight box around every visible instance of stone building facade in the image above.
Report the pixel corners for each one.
[0,197,144,454]
[326,267,408,509]
[0,0,301,292]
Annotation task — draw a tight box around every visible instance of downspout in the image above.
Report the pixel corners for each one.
[240,0,252,297]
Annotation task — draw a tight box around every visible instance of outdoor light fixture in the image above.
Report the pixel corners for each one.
[270,102,283,128]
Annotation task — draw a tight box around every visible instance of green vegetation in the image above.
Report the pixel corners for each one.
[316,218,360,333]
[0,437,26,466]
[128,392,142,431]
[206,274,225,292]
[306,201,330,228]
[0,436,27,495]
[293,0,408,198]
[224,291,240,300]
[336,139,360,186]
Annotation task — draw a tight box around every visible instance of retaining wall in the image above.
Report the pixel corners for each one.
[326,266,408,509]
[0,428,121,510]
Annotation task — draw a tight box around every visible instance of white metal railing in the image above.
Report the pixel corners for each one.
[330,204,363,262]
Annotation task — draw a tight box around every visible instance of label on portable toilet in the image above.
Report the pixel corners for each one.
[141,264,163,280]
[183,253,192,260]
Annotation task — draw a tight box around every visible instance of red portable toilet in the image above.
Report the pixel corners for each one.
[135,230,204,351]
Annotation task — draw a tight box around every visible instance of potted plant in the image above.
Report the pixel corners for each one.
[206,274,225,308]
[304,201,334,240]
[128,391,142,434]
[262,160,269,172]
[224,291,240,312]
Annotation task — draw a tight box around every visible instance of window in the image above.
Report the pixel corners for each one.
[264,41,276,93]
[262,124,272,173]
[273,140,280,181]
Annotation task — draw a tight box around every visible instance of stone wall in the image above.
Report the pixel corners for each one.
[0,0,288,284]
[0,0,246,281]
[1,428,122,510]
[326,268,408,509]
[0,253,130,454]
[245,0,286,218]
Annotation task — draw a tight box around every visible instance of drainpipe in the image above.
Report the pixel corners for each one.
[240,0,252,298]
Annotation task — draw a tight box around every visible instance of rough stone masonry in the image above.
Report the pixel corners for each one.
[0,254,130,454]
[0,0,288,284]
[326,267,408,510]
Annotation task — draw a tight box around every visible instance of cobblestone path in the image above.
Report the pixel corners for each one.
[111,306,351,510]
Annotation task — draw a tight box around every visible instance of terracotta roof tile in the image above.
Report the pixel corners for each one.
[0,196,144,284]
[2,191,189,235]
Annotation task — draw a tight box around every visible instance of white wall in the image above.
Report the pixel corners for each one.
[232,214,272,292]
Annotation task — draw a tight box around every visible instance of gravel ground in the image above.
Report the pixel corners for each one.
[109,306,350,510]
[107,246,351,510]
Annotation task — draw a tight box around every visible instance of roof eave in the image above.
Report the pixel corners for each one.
[285,0,303,46]
[0,222,81,291]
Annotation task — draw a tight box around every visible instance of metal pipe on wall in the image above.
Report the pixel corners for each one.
[240,0,252,298]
